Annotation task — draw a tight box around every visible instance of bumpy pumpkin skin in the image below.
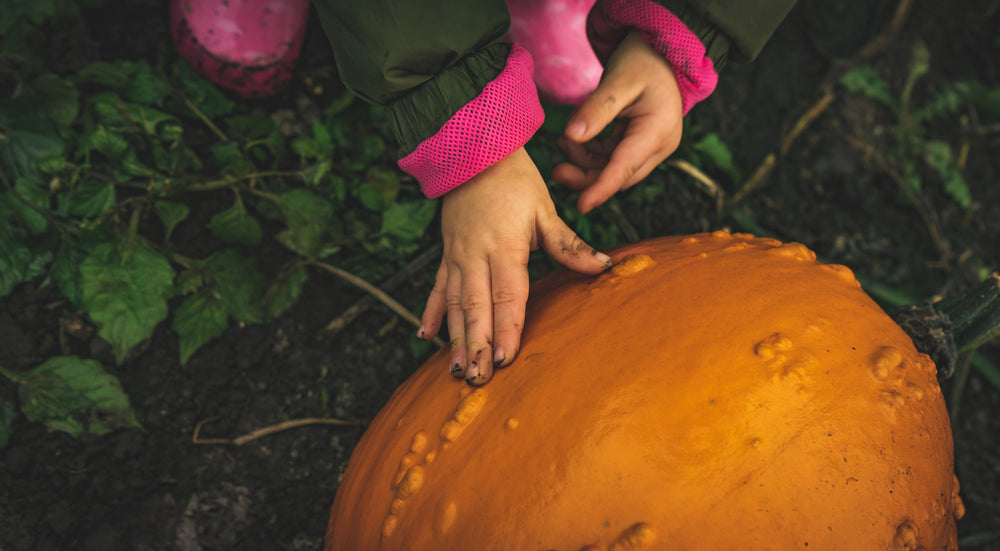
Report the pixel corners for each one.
[326,232,963,551]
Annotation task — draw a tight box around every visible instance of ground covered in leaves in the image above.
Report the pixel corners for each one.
[1,0,998,549]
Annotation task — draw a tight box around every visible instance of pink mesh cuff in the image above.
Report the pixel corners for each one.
[398,45,545,198]
[588,0,718,114]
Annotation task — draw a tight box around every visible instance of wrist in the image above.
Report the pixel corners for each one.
[398,46,544,199]
[587,0,718,114]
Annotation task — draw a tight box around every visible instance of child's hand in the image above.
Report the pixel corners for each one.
[418,147,612,385]
[553,30,684,214]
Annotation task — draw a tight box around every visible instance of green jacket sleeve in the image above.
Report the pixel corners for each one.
[659,0,797,67]
[311,0,512,156]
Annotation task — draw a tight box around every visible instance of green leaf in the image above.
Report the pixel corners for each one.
[0,399,16,448]
[225,115,278,139]
[359,134,385,162]
[50,228,114,307]
[313,121,334,153]
[210,197,262,246]
[87,125,129,159]
[79,241,175,364]
[323,88,355,116]
[0,112,64,180]
[943,169,972,209]
[37,153,66,174]
[175,268,205,296]
[265,265,308,318]
[16,356,141,438]
[58,178,115,218]
[9,176,50,234]
[154,200,190,241]
[174,60,235,119]
[840,65,897,111]
[0,221,33,297]
[291,136,322,159]
[204,249,267,324]
[77,61,132,91]
[127,104,179,137]
[959,81,1000,121]
[171,292,230,364]
[123,61,170,106]
[693,133,739,181]
[364,166,400,207]
[380,199,438,241]
[302,160,331,186]
[924,141,972,209]
[357,183,384,211]
[31,73,79,127]
[211,141,244,172]
[274,188,333,258]
[89,92,127,125]
[899,40,931,113]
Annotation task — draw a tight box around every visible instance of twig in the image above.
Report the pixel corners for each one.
[323,243,442,335]
[841,131,951,261]
[192,416,365,446]
[667,158,725,215]
[726,0,914,209]
[309,260,446,347]
[606,201,640,242]
[181,96,229,142]
[729,153,776,208]
[780,90,836,156]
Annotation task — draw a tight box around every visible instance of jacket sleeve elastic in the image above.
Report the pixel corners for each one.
[312,0,545,198]
[659,0,798,66]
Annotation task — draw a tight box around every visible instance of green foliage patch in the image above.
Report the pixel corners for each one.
[0,34,439,445]
[840,41,1000,210]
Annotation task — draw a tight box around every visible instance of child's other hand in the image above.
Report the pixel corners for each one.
[418,147,612,385]
[553,30,683,214]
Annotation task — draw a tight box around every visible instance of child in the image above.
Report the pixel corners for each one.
[312,0,797,385]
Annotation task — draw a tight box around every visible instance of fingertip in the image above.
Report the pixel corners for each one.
[594,250,613,267]
[566,120,587,141]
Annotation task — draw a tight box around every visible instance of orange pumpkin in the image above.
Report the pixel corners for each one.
[325,232,964,550]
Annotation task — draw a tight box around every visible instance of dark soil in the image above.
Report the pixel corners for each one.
[2,0,999,549]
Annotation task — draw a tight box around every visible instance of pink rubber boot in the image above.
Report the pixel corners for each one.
[170,0,310,97]
[506,0,602,105]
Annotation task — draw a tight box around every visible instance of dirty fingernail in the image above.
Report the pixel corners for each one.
[493,348,506,367]
[465,362,482,384]
[416,325,426,339]
[449,348,465,377]
[595,251,612,265]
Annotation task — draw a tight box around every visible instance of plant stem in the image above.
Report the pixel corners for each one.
[0,365,23,384]
[889,273,1000,378]
[182,96,229,142]
[308,260,446,348]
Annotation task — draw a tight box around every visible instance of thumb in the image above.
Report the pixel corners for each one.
[536,213,613,275]
[564,72,637,143]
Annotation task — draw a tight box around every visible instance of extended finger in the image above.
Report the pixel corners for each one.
[537,215,613,275]
[489,253,530,369]
[557,134,611,170]
[418,260,449,340]
[551,162,598,192]
[444,268,467,379]
[564,75,638,144]
[458,262,495,385]
[578,155,662,214]
[577,122,675,213]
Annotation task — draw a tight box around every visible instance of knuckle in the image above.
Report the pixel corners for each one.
[562,234,591,257]
[491,286,520,305]
[460,295,487,314]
